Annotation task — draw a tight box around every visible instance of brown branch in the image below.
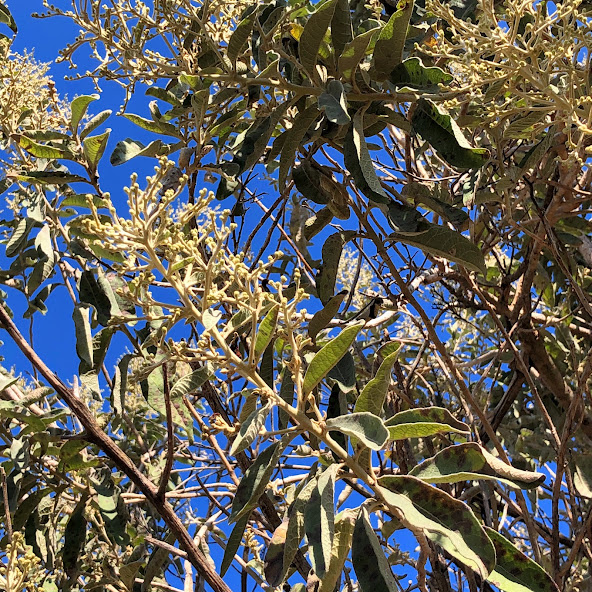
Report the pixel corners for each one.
[158,364,175,500]
[0,304,232,592]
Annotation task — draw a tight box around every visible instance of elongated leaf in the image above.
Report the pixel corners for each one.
[229,436,288,523]
[110,138,177,166]
[278,367,294,430]
[80,110,112,139]
[308,290,348,341]
[317,231,356,304]
[79,270,112,326]
[264,519,289,586]
[300,0,337,77]
[326,412,388,450]
[73,303,93,367]
[94,471,129,547]
[5,218,33,257]
[327,352,356,392]
[83,129,111,170]
[318,508,356,592]
[378,475,495,578]
[352,505,398,592]
[389,57,453,90]
[227,9,257,62]
[372,0,414,81]
[71,94,99,133]
[0,3,17,34]
[409,442,545,489]
[12,134,75,160]
[304,206,333,240]
[221,512,251,576]
[338,28,379,82]
[230,402,271,456]
[385,406,470,440]
[331,0,353,60]
[16,171,89,185]
[123,113,179,137]
[63,500,87,577]
[390,221,486,274]
[412,99,489,170]
[505,111,546,139]
[170,365,213,399]
[260,340,274,387]
[318,80,351,125]
[305,464,338,576]
[278,104,321,187]
[485,527,559,592]
[142,532,176,592]
[354,351,398,417]
[254,305,279,358]
[303,322,363,395]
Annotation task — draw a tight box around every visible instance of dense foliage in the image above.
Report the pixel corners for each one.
[1,0,592,591]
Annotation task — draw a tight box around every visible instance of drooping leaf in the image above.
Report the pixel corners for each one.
[304,206,333,240]
[385,406,470,440]
[123,113,180,137]
[278,367,294,430]
[221,512,251,576]
[318,80,351,125]
[230,402,271,456]
[331,0,353,60]
[254,305,279,359]
[278,104,321,187]
[111,354,131,415]
[389,57,453,90]
[354,351,398,417]
[93,471,130,547]
[16,171,89,185]
[352,505,398,592]
[316,231,356,304]
[318,508,356,592]
[83,129,111,171]
[79,270,112,326]
[71,94,100,133]
[574,453,592,498]
[110,138,177,166]
[389,221,486,274]
[5,218,33,258]
[371,0,414,81]
[409,442,546,489]
[338,28,379,82]
[327,352,356,392]
[308,290,348,341]
[260,340,275,387]
[299,0,337,77]
[63,499,87,577]
[264,519,289,586]
[12,134,75,160]
[229,436,289,523]
[326,412,388,450]
[227,9,258,62]
[169,364,213,399]
[303,322,364,395]
[73,303,93,367]
[378,475,496,578]
[119,561,144,592]
[80,110,112,139]
[142,532,176,592]
[485,527,559,592]
[411,98,489,170]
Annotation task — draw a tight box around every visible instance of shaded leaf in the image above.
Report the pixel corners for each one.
[227,9,257,62]
[278,367,294,430]
[303,322,363,395]
[12,134,75,160]
[170,365,213,399]
[110,138,177,166]
[412,98,489,170]
[80,109,112,139]
[119,561,144,592]
[308,290,348,341]
[16,171,89,185]
[331,0,353,60]
[354,351,398,417]
[230,402,271,456]
[63,499,87,577]
[5,218,33,258]
[254,305,279,359]
[372,0,414,81]
[327,352,356,393]
[299,0,337,77]
[385,406,470,440]
[0,3,17,34]
[79,270,112,326]
[378,475,495,578]
[94,471,130,547]
[73,303,93,367]
[221,512,251,576]
[389,57,453,90]
[338,28,379,82]
[317,231,356,304]
[265,519,289,586]
[142,532,176,592]
[409,442,545,489]
[318,80,351,125]
[352,505,398,592]
[318,508,356,592]
[485,527,559,592]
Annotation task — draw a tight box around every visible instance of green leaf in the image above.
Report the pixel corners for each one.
[119,561,144,592]
[293,161,350,215]
[94,471,130,547]
[229,436,289,523]
[338,28,379,82]
[303,322,363,395]
[0,3,17,34]
[354,351,398,417]
[110,138,177,166]
[73,303,93,367]
[327,352,356,393]
[254,305,279,359]
[142,532,176,592]
[389,57,453,90]
[308,290,348,341]
[12,134,75,160]
[83,129,111,171]
[574,453,592,498]
[62,499,87,577]
[71,94,100,133]
[352,505,398,592]
[305,464,338,577]
[278,104,321,187]
[299,0,337,77]
[485,527,559,592]
[318,508,356,592]
[265,519,289,586]
[409,442,546,489]
[318,80,351,125]
[330,0,353,60]
[371,0,414,81]
[123,113,180,137]
[80,109,112,139]
[170,365,214,399]
[390,221,486,274]
[326,412,388,450]
[278,367,294,430]
[221,512,251,576]
[304,206,333,241]
[111,354,131,415]
[378,475,495,578]
[79,270,112,326]
[230,402,271,456]
[505,111,546,139]
[16,171,89,185]
[317,231,356,304]
[385,406,470,440]
[5,217,33,258]
[227,9,257,62]
[343,112,389,204]
[260,340,275,387]
[411,99,489,170]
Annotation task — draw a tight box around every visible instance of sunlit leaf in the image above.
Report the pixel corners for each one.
[299,0,337,77]
[318,80,351,125]
[354,351,398,417]
[385,406,470,440]
[326,412,388,450]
